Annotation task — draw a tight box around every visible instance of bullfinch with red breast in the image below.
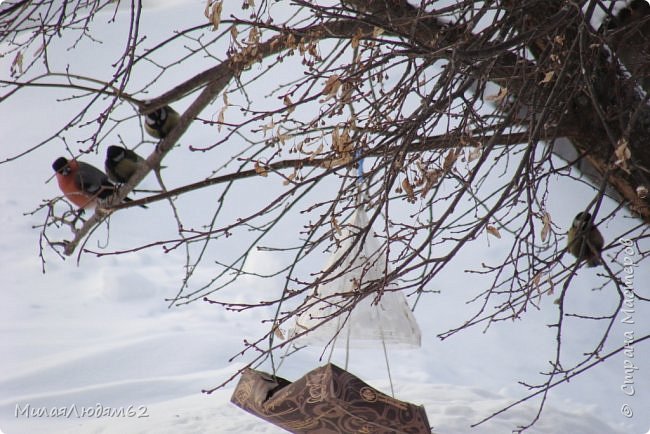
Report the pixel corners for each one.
[52,157,144,210]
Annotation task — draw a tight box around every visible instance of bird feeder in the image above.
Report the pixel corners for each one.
[231,363,432,434]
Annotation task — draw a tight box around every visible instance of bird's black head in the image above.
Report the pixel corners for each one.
[630,0,650,15]
[573,212,592,229]
[106,145,126,162]
[52,157,70,175]
[145,107,167,126]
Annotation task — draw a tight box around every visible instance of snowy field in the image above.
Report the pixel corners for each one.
[1,160,647,433]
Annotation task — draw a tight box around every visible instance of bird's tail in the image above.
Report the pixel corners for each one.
[586,256,602,267]
[122,196,148,209]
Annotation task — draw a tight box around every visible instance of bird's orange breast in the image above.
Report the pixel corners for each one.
[56,172,97,209]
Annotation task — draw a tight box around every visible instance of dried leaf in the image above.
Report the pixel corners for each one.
[307,43,319,59]
[11,51,23,75]
[420,170,441,198]
[443,148,459,172]
[351,29,363,49]
[208,1,223,30]
[402,178,415,200]
[340,82,353,104]
[331,215,342,235]
[614,138,631,172]
[204,0,211,18]
[532,272,542,291]
[637,185,648,199]
[261,120,275,137]
[272,323,284,340]
[372,27,384,37]
[486,225,501,239]
[295,140,305,154]
[286,33,297,49]
[539,70,555,84]
[339,127,351,152]
[276,131,289,145]
[485,86,507,102]
[216,107,226,132]
[468,145,482,162]
[331,126,340,151]
[415,158,426,174]
[541,211,551,242]
[283,171,297,185]
[248,27,260,44]
[254,161,268,177]
[547,273,555,296]
[230,25,239,40]
[283,95,294,114]
[322,74,341,97]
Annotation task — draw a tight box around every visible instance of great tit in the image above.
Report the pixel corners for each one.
[144,105,180,139]
[52,157,144,210]
[567,212,604,267]
[105,145,144,183]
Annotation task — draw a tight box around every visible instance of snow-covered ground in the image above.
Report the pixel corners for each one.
[0,271,635,434]
[1,1,649,433]
[2,163,647,433]
[0,381,631,434]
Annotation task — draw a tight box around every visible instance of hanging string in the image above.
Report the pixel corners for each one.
[356,149,364,184]
[355,149,368,208]
[344,316,352,370]
[325,315,352,371]
[355,148,394,395]
[326,317,341,364]
[274,339,293,374]
[378,311,395,397]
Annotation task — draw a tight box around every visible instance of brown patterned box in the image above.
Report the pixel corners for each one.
[231,363,432,433]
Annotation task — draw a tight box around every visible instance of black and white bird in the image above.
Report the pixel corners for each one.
[143,105,180,139]
[567,212,604,267]
[105,145,144,184]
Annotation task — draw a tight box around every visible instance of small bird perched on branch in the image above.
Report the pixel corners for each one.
[144,105,180,139]
[567,212,604,267]
[52,157,144,210]
[105,145,144,183]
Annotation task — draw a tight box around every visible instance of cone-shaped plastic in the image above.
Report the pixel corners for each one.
[292,208,421,348]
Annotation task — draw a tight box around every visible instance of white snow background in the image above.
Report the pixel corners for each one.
[1,1,649,433]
